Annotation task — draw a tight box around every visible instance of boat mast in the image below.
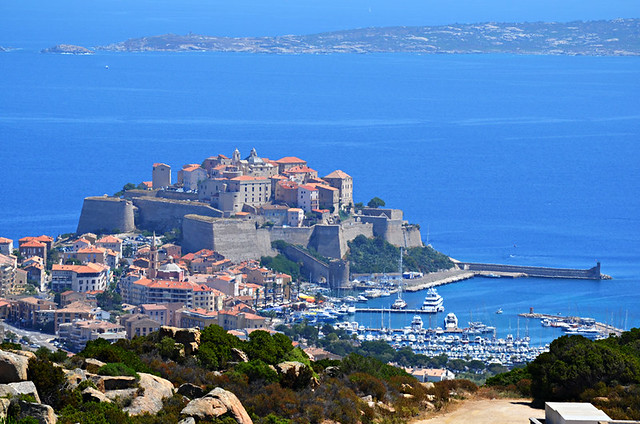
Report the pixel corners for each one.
[398,247,403,300]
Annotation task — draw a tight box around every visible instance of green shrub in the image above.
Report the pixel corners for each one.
[235,360,279,384]
[97,362,139,379]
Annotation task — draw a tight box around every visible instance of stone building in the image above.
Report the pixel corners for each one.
[51,263,109,293]
[152,162,171,189]
[19,240,47,265]
[0,237,13,256]
[323,170,353,209]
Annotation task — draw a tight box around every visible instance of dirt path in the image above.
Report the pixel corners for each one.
[414,398,541,424]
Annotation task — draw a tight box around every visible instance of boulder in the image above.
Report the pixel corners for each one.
[16,400,57,424]
[0,381,41,403]
[323,366,340,378]
[83,358,106,374]
[181,387,252,424]
[104,388,138,402]
[82,387,112,403]
[275,361,306,376]
[422,382,435,390]
[123,373,174,416]
[100,375,137,391]
[159,326,200,354]
[231,348,249,363]
[64,368,89,389]
[0,398,10,419]
[0,350,29,383]
[178,383,206,399]
[178,418,196,424]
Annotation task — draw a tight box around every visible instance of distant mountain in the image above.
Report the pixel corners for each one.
[97,19,639,55]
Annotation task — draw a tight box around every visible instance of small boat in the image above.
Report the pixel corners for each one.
[496,308,503,314]
[391,297,407,309]
[357,295,368,302]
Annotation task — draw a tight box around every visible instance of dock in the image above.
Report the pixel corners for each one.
[356,308,441,314]
[519,312,623,336]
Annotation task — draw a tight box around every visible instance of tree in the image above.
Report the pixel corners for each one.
[367,197,385,208]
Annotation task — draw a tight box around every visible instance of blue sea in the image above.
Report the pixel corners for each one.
[1,0,639,346]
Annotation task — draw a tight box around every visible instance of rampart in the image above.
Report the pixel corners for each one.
[459,262,603,280]
[268,226,315,247]
[281,245,351,289]
[123,189,199,202]
[133,197,223,233]
[77,197,135,234]
[357,214,423,249]
[182,215,273,262]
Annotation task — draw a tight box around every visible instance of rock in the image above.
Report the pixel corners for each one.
[323,366,340,378]
[231,348,249,363]
[159,326,200,354]
[82,387,112,403]
[401,393,414,399]
[124,373,174,416]
[101,375,137,391]
[181,387,252,424]
[360,395,373,403]
[178,383,206,399]
[593,396,609,403]
[275,361,306,376]
[376,401,395,413]
[422,382,435,390]
[0,398,10,419]
[83,358,106,373]
[64,368,89,389]
[104,388,138,401]
[178,418,196,424]
[426,394,435,401]
[424,401,435,410]
[0,350,30,383]
[0,381,41,403]
[16,400,57,424]
[41,44,94,55]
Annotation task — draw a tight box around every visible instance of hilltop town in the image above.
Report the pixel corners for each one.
[0,148,427,354]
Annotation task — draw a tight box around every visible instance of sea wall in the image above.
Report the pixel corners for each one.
[76,196,135,234]
[182,215,274,262]
[133,197,223,233]
[459,262,603,280]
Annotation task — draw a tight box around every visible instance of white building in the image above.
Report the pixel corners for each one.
[529,402,612,424]
[297,184,319,212]
[51,263,109,293]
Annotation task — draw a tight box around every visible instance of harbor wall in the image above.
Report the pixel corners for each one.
[459,262,603,280]
[76,197,135,234]
[182,214,274,262]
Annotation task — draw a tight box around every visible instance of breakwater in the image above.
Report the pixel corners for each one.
[457,261,607,280]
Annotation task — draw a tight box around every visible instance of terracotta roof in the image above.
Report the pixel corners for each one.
[324,170,352,179]
[77,246,107,254]
[97,236,121,244]
[0,237,13,244]
[285,165,316,174]
[20,241,46,248]
[275,157,306,164]
[182,165,202,172]
[312,183,338,191]
[141,181,152,188]
[153,163,169,168]
[299,184,318,191]
[52,263,108,274]
[35,235,53,242]
[277,180,298,189]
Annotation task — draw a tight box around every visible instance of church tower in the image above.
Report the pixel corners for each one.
[148,232,159,279]
[232,148,241,164]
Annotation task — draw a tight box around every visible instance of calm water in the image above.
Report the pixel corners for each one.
[1,1,639,346]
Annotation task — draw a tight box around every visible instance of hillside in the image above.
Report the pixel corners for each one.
[97,19,640,55]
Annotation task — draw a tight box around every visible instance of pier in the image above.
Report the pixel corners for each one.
[457,261,609,280]
[355,308,443,314]
[519,312,623,336]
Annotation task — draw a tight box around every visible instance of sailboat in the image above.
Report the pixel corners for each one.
[391,248,407,309]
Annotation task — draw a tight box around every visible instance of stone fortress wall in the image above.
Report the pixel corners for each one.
[182,215,274,262]
[76,197,135,234]
[132,197,223,233]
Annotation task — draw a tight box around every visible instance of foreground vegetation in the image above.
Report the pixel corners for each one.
[4,326,479,424]
[486,329,640,420]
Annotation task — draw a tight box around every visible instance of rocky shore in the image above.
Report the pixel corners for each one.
[41,44,94,55]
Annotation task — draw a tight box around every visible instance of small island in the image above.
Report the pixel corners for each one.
[41,44,94,55]
[96,18,640,56]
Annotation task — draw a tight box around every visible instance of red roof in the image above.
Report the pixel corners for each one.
[324,170,352,179]
[153,163,169,168]
[0,237,13,244]
[285,165,316,174]
[299,184,318,191]
[97,235,121,244]
[20,241,46,248]
[275,157,306,164]
[231,175,267,181]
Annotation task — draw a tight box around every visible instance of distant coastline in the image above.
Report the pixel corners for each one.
[87,18,640,56]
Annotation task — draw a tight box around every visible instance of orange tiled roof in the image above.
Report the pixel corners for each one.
[275,157,306,164]
[285,165,316,174]
[52,263,108,274]
[298,184,318,191]
[35,235,53,242]
[0,237,12,244]
[230,175,267,181]
[324,170,352,179]
[153,163,169,168]
[20,241,46,248]
[97,235,121,244]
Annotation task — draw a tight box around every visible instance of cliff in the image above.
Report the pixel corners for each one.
[41,44,94,54]
[76,196,135,234]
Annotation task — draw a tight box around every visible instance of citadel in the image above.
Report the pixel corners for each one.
[77,148,423,286]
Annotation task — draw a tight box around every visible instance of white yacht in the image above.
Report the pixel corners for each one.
[444,312,458,330]
[421,287,445,312]
[391,297,408,309]
[410,315,424,331]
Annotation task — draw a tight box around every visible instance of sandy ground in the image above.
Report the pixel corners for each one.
[414,398,541,424]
